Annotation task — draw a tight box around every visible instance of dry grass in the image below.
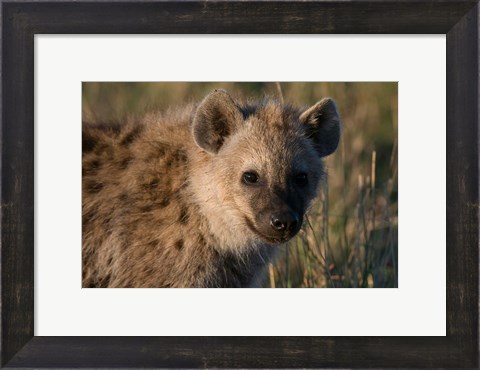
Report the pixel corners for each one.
[83,82,398,288]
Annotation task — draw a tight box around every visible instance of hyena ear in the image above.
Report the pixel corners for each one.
[300,98,341,158]
[192,89,244,154]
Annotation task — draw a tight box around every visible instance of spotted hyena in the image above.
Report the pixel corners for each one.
[82,89,340,288]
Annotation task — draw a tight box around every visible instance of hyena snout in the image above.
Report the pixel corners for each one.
[270,211,300,234]
[256,206,302,243]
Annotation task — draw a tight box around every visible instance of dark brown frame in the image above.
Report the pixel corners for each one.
[2,1,478,368]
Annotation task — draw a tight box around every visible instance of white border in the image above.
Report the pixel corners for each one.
[35,35,446,336]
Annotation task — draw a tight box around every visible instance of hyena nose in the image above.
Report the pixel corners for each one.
[270,213,299,233]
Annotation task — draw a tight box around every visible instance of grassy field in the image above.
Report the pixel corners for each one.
[83,82,398,288]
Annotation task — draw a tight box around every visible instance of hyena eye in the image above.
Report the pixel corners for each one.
[295,173,308,186]
[242,172,259,184]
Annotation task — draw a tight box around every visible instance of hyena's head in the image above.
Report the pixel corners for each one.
[192,89,340,247]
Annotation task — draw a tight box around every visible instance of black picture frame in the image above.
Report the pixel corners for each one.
[2,1,478,368]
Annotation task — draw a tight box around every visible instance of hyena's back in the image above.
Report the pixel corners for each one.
[82,111,271,288]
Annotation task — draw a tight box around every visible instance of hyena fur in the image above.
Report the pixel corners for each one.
[82,89,341,288]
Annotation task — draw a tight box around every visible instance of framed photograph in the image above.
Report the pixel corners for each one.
[80,81,397,290]
[2,1,478,368]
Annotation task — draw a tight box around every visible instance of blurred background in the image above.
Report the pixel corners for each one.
[83,82,398,288]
